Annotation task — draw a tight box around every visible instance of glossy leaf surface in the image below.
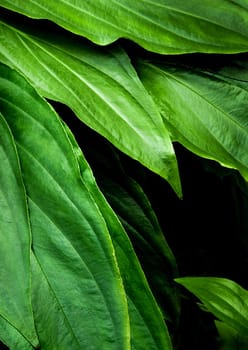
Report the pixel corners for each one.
[175,277,248,338]
[0,62,130,349]
[138,60,248,180]
[0,15,181,196]
[1,0,248,54]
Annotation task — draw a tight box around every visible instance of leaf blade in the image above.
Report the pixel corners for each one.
[0,62,130,349]
[1,0,248,54]
[137,59,248,181]
[175,277,248,338]
[63,122,173,350]
[0,15,181,196]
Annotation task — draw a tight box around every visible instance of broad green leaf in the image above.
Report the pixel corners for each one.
[0,63,130,349]
[63,122,173,350]
[137,60,248,181]
[70,128,179,325]
[0,14,181,197]
[175,277,248,338]
[0,112,38,348]
[1,1,248,54]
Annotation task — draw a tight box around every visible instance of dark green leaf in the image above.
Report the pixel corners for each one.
[63,122,173,350]
[72,131,180,325]
[215,320,248,350]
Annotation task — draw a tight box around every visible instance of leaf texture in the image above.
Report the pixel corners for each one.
[0,316,34,350]
[137,59,248,181]
[0,111,38,348]
[175,277,248,338]
[0,14,181,196]
[0,62,130,349]
[1,0,248,54]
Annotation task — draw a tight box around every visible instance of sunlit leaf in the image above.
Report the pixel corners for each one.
[0,14,181,197]
[175,277,248,338]
[137,59,248,181]
[0,62,130,349]
[1,0,248,54]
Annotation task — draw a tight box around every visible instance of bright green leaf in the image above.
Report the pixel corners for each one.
[175,277,248,338]
[0,14,181,197]
[63,122,173,350]
[137,59,248,181]
[0,62,130,349]
[1,1,248,54]
[0,112,38,348]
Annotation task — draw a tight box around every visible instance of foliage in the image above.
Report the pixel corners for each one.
[0,1,248,349]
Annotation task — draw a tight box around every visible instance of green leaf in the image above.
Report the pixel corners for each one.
[175,277,248,338]
[137,59,248,181]
[215,320,248,350]
[0,315,35,350]
[63,122,173,350]
[0,14,181,197]
[0,62,130,349]
[1,0,248,54]
[71,129,179,325]
[0,112,38,348]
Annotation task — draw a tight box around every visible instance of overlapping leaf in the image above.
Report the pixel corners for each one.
[0,62,173,349]
[0,62,130,349]
[175,277,248,338]
[1,1,248,54]
[0,13,181,197]
[137,59,248,181]
[63,122,173,350]
[69,128,179,325]
[0,316,34,350]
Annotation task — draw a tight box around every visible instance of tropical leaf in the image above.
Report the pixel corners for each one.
[1,1,248,54]
[68,126,180,325]
[137,59,248,181]
[0,13,181,197]
[0,62,130,349]
[175,277,248,338]
[63,122,173,350]
[0,112,38,348]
